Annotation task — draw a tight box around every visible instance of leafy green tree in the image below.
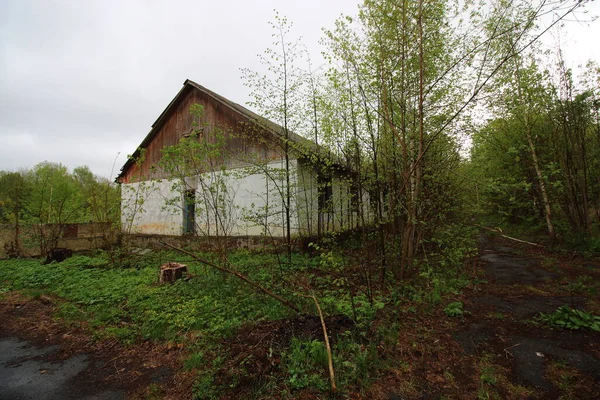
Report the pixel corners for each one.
[471,55,599,243]
[0,171,31,256]
[158,104,238,255]
[242,11,307,264]
[316,0,589,276]
[26,162,85,254]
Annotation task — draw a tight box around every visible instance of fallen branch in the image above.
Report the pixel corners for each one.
[159,240,299,313]
[311,293,336,395]
[476,225,544,247]
[503,343,521,359]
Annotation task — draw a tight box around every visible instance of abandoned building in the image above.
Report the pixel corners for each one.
[116,80,370,238]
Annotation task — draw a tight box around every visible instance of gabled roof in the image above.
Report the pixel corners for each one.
[116,79,319,181]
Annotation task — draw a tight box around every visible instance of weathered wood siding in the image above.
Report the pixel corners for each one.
[120,87,282,183]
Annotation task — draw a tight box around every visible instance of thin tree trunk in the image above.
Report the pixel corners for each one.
[525,131,555,237]
[514,57,556,238]
[402,0,425,273]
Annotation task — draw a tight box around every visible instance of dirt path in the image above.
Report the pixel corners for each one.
[454,235,600,398]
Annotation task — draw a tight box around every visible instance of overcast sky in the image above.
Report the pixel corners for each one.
[1,0,598,178]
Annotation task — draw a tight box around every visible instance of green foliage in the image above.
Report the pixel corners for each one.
[282,338,329,391]
[60,254,110,269]
[470,58,600,243]
[184,351,205,371]
[56,303,88,323]
[539,306,600,332]
[0,253,294,343]
[427,223,478,269]
[564,276,596,298]
[444,301,465,317]
[193,372,218,400]
[333,331,379,389]
[0,171,31,225]
[281,331,380,394]
[0,162,120,256]
[480,365,497,385]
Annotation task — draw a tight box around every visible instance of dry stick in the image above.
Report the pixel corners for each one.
[504,343,521,359]
[475,225,544,248]
[159,240,300,313]
[311,293,336,395]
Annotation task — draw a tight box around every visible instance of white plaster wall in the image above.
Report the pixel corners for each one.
[121,160,300,237]
[227,159,299,237]
[121,179,183,235]
[295,160,319,236]
[295,160,375,235]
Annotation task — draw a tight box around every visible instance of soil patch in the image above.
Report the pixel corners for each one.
[475,294,587,316]
[214,314,354,397]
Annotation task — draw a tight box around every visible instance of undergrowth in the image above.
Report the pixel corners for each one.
[0,222,479,398]
[0,252,298,342]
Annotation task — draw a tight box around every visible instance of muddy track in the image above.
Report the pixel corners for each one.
[453,235,600,399]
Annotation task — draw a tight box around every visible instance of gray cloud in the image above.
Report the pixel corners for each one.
[0,0,357,178]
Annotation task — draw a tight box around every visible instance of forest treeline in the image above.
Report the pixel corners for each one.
[239,0,599,282]
[0,162,120,255]
[469,59,599,247]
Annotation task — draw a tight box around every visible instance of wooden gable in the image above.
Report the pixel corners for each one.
[117,81,286,184]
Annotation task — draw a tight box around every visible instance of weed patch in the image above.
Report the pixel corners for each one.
[444,301,467,317]
[538,306,600,331]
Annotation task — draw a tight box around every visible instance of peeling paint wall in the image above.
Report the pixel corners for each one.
[121,178,183,235]
[120,160,300,237]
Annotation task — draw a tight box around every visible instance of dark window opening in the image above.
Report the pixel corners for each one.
[350,181,360,214]
[183,189,196,235]
[318,174,333,214]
